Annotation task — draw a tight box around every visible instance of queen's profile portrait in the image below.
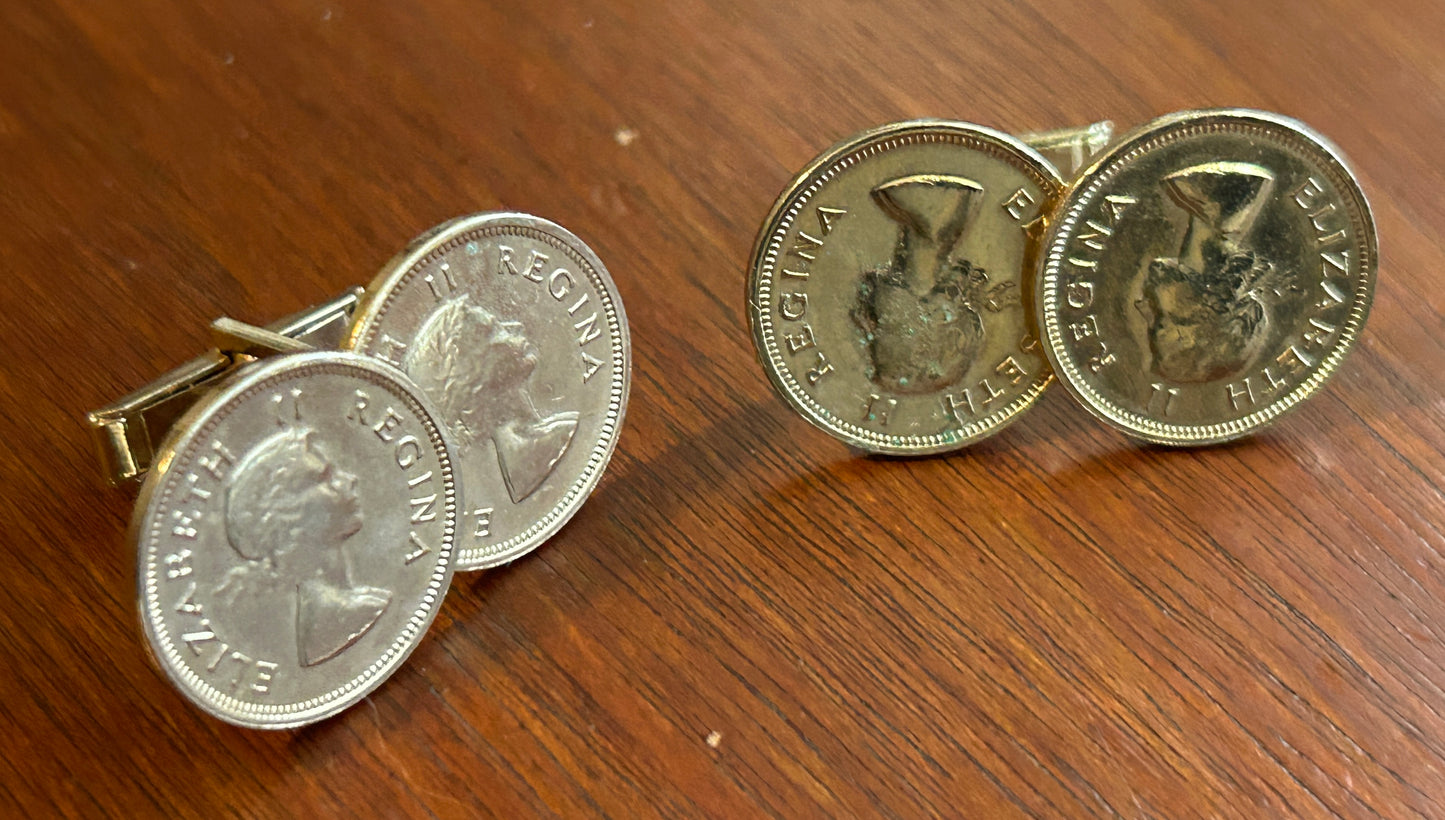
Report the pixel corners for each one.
[406,295,578,504]
[852,175,1016,394]
[1138,162,1296,384]
[218,427,392,667]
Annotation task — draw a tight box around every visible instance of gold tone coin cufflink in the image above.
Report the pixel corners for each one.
[89,212,630,727]
[746,119,1112,455]
[748,111,1375,453]
[1037,108,1376,445]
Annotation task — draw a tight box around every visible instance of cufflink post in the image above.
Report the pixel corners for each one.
[87,287,364,486]
[1019,121,1115,176]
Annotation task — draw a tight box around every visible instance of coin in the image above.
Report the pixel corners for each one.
[344,213,630,570]
[747,120,1065,454]
[132,351,457,729]
[1037,109,1377,444]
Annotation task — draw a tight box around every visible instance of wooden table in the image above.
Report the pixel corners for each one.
[4,0,1443,816]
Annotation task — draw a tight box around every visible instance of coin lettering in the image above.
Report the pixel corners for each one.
[1002,187,1036,222]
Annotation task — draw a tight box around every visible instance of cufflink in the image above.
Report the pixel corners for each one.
[746,119,1111,455]
[1035,108,1376,444]
[91,305,458,728]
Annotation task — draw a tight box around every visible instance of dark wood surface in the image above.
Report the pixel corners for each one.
[4,0,1444,816]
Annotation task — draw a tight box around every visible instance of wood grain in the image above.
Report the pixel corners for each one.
[2,0,1443,816]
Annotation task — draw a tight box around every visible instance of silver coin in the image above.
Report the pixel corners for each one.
[344,213,630,570]
[132,351,458,729]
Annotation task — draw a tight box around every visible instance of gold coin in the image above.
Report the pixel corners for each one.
[1037,109,1377,444]
[747,120,1064,455]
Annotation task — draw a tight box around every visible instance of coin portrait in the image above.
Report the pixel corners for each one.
[1037,109,1376,445]
[748,120,1064,455]
[856,174,1006,393]
[132,352,457,728]
[217,426,392,668]
[406,295,579,505]
[1138,162,1295,383]
[345,212,630,570]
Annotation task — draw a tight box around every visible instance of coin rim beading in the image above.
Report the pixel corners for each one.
[748,121,1062,455]
[346,214,629,569]
[1038,110,1377,444]
[135,353,457,729]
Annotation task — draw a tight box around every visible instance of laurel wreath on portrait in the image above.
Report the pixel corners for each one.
[937,258,1019,314]
[855,258,1018,323]
[1148,248,1300,329]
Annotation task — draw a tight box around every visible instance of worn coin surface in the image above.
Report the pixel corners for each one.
[133,351,457,729]
[345,213,629,569]
[1037,109,1376,444]
[748,120,1065,455]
